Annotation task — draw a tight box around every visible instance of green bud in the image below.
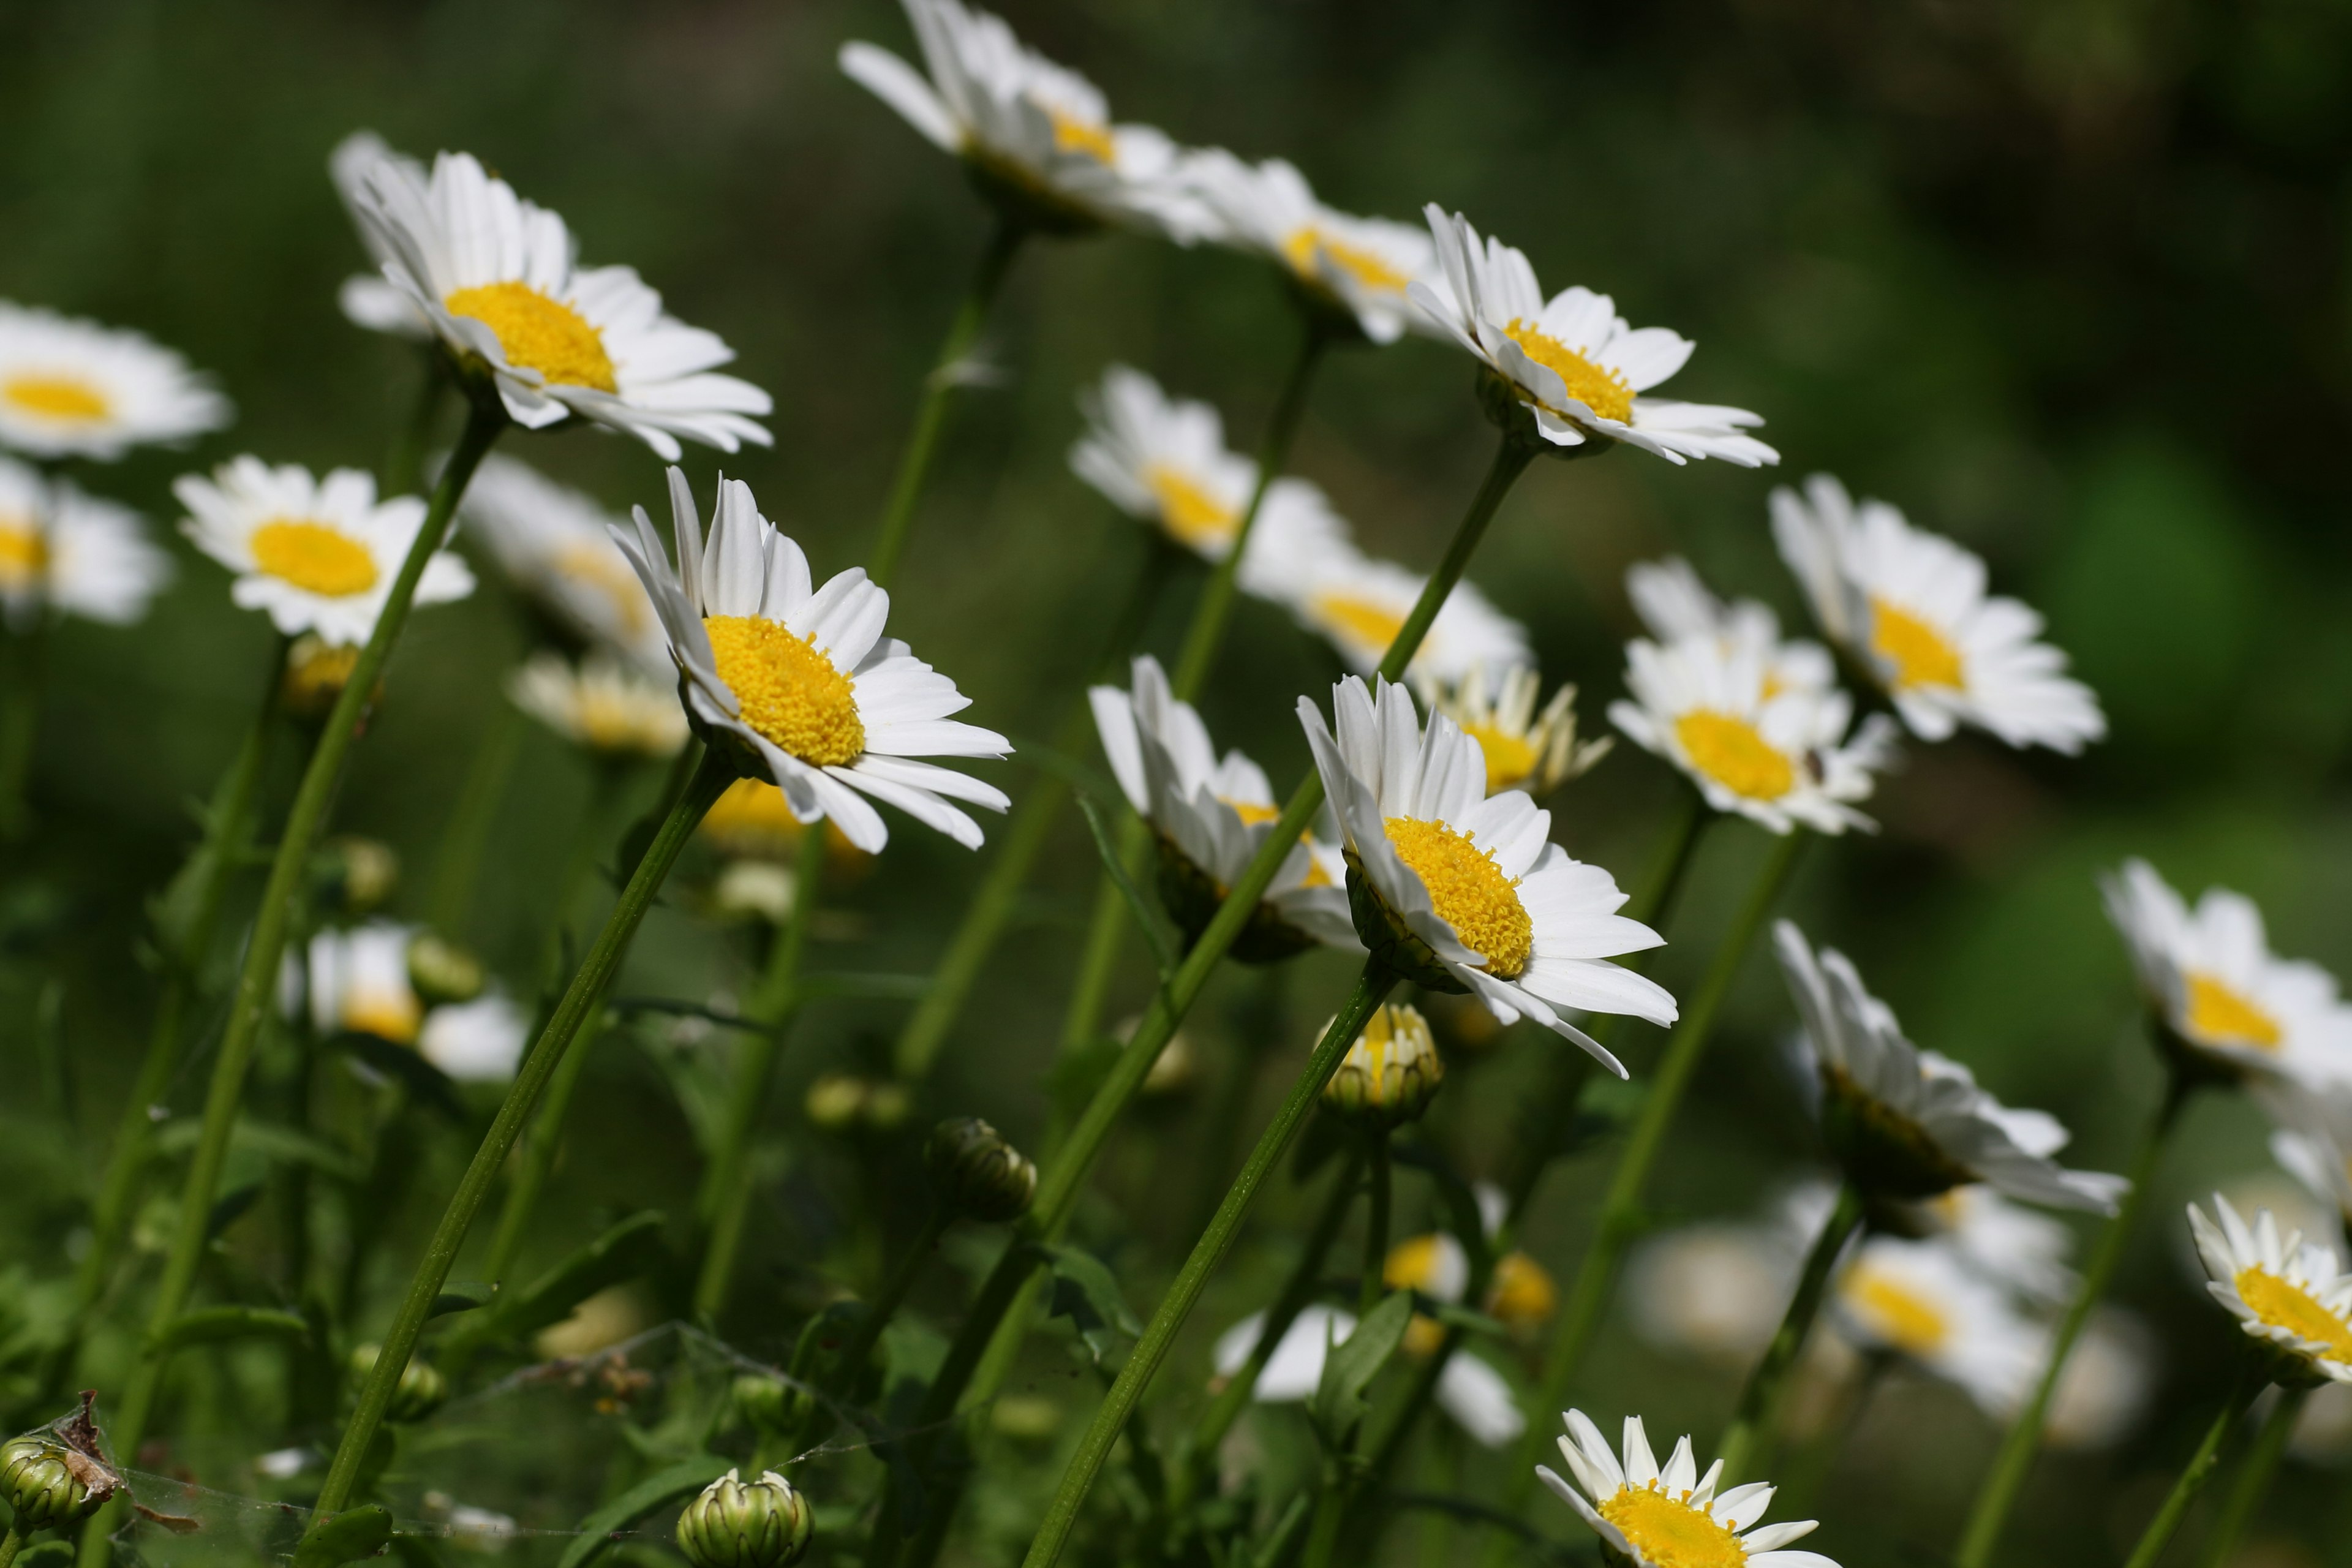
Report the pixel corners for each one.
[1321,1003,1444,1129]
[676,1468,813,1568]
[405,932,485,1007]
[925,1117,1037,1224]
[349,1343,450,1424]
[314,837,399,918]
[805,1074,911,1133]
[731,1373,815,1439]
[1,1434,116,1532]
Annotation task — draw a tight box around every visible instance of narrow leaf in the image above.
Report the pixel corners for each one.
[1309,1290,1414,1441]
[1031,1243,1141,1365]
[1074,794,1175,974]
[149,1304,312,1354]
[554,1454,733,1568]
[428,1281,497,1319]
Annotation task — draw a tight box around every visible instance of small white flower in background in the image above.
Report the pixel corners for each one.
[1415,663,1610,798]
[1539,1411,1838,1568]
[2043,1308,2159,1453]
[712,858,797,925]
[1286,548,1529,688]
[177,457,475,648]
[1608,631,1896,835]
[838,0,1208,239]
[2101,859,2352,1088]
[1907,1184,2081,1304]
[1624,1219,1798,1363]
[1409,209,1776,466]
[612,469,1011,853]
[1209,1303,1524,1448]
[328,132,432,338]
[350,149,773,459]
[418,991,530,1083]
[1771,474,2105,755]
[1298,675,1676,1072]
[1626,556,1834,701]
[0,456,173,631]
[294,921,424,1044]
[1830,1235,2046,1417]
[509,652,688,760]
[2190,1194,2352,1384]
[2260,1077,2352,1224]
[1090,655,1354,959]
[461,456,671,673]
[1176,151,1435,343]
[0,301,230,461]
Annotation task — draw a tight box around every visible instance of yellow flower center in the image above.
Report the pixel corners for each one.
[344,991,421,1045]
[1869,598,1965,691]
[1280,227,1412,295]
[2235,1267,2352,1362]
[1224,798,1281,827]
[251,519,381,598]
[1844,1265,1951,1355]
[1046,107,1116,162]
[1384,1234,1452,1295]
[1463,720,1537,796]
[1486,1251,1558,1329]
[443,281,617,393]
[554,541,651,634]
[575,693,657,753]
[1402,1314,1448,1357]
[2184,973,2282,1050]
[1597,1485,1747,1568]
[0,517,48,587]
[1673,710,1795,801]
[701,777,804,858]
[1500,321,1635,424]
[703,615,865,767]
[1142,464,1237,553]
[1307,589,1406,660]
[1381,816,1532,978]
[2,374,111,424]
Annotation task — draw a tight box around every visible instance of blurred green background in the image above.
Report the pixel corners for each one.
[7,0,2352,1563]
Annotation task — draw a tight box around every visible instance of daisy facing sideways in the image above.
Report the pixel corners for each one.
[0,456,173,630]
[0,300,230,461]
[329,131,431,338]
[2190,1194,2352,1385]
[350,149,772,459]
[1177,149,1434,344]
[1210,1303,1524,1449]
[1625,556,1833,701]
[612,469,1011,853]
[1285,546,1529,688]
[1417,662,1610,799]
[1771,473,2104,754]
[508,651,688,761]
[1831,1235,2046,1417]
[1410,208,1776,466]
[177,457,475,648]
[461,455,671,671]
[1298,676,1675,1072]
[1539,1411,1839,1568]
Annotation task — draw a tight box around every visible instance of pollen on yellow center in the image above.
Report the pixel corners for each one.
[251,519,380,598]
[0,517,48,586]
[1464,720,1537,796]
[2184,973,2283,1050]
[1597,1485,1747,1568]
[1845,1266,1951,1356]
[2,374,111,424]
[1869,598,1966,691]
[1500,321,1635,424]
[1280,227,1411,295]
[1308,590,1406,659]
[443,281,617,393]
[1046,107,1116,162]
[1381,816,1533,978]
[703,614,865,767]
[2235,1267,2352,1362]
[1142,464,1237,553]
[1673,710,1795,801]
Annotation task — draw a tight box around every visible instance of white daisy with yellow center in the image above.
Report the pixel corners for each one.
[1299,676,1675,1072]
[1772,474,2105,754]
[461,455,671,673]
[1177,150,1435,344]
[1608,631,1895,836]
[290,922,529,1082]
[1626,1218,1798,1363]
[1626,556,1834,703]
[1539,1411,1838,1568]
[509,651,688,760]
[1286,546,1531,688]
[1417,662,1611,797]
[0,300,230,461]
[2191,1194,2352,1384]
[352,150,772,459]
[839,0,1207,239]
[2100,859,2352,1087]
[176,456,475,647]
[1210,1302,1525,1448]
[0,456,173,631]
[1831,1237,2046,1417]
[1091,654,1354,960]
[612,469,1011,853]
[1409,209,1776,466]
[329,131,432,338]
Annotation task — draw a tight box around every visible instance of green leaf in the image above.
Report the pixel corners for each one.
[1074,794,1176,976]
[456,1211,665,1346]
[428,1281,497,1319]
[149,1117,362,1180]
[149,1303,311,1354]
[1309,1291,1413,1443]
[554,1454,733,1568]
[293,1504,393,1568]
[1031,1243,1140,1365]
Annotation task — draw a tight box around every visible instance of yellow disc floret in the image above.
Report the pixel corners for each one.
[1869,598,1966,692]
[1597,1485,1747,1568]
[1381,816,1532,978]
[1500,322,1635,424]
[2184,973,2282,1050]
[1281,227,1411,295]
[2,374,110,424]
[2235,1267,2352,1362]
[1673,710,1795,801]
[1142,464,1237,554]
[0,517,49,589]
[251,520,380,598]
[443,282,617,393]
[1843,1265,1951,1356]
[704,615,865,767]
[1463,720,1538,796]
[1308,590,1406,662]
[1045,107,1116,162]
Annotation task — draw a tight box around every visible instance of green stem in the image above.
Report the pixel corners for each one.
[828,1210,949,1394]
[1360,1137,1392,1316]
[1,1521,24,1568]
[0,616,47,843]
[1018,960,1399,1568]
[2194,1385,2306,1568]
[1953,1068,2193,1568]
[1716,1182,1864,1485]
[867,221,1025,590]
[301,749,735,1530]
[1298,1475,1346,1568]
[426,699,524,938]
[2121,1371,2263,1568]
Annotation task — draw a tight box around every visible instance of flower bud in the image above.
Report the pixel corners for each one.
[314,836,399,918]
[925,1117,1037,1224]
[350,1343,450,1423]
[1,1434,116,1532]
[1321,1003,1444,1128]
[284,633,377,720]
[406,933,485,1007]
[712,859,796,924]
[676,1468,813,1568]
[732,1373,815,1440]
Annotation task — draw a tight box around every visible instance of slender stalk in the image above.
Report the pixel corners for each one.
[1716,1182,1864,1485]
[426,700,524,938]
[827,1210,949,1394]
[1018,961,1399,1568]
[2121,1371,2263,1568]
[2194,1385,2306,1568]
[1360,1137,1392,1316]
[1,1522,23,1568]
[302,750,735,1530]
[1953,1068,2193,1568]
[0,616,47,843]
[867,221,1025,589]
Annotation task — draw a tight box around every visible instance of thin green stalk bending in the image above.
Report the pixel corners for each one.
[2121,1371,2263,1568]
[1716,1182,1864,1485]
[1360,1138,1391,1316]
[1953,1069,2194,1568]
[2195,1385,2306,1568]
[303,750,735,1529]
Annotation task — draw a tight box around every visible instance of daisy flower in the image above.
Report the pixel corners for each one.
[350,151,772,459]
[1211,1304,1525,1449]
[418,991,530,1082]
[838,0,1206,239]
[461,456,670,673]
[1608,632,1896,835]
[176,456,475,647]
[1177,150,1434,343]
[1909,1184,2079,1303]
[1409,209,1775,466]
[2100,859,2352,1088]
[611,469,1011,853]
[0,301,230,461]
[1090,654,1353,961]
[1831,1237,2045,1417]
[2190,1194,2352,1384]
[1298,676,1676,1072]
[1625,556,1834,700]
[329,132,431,337]
[1539,1411,1838,1568]
[1324,1001,1446,1125]
[1415,662,1610,797]
[1286,547,1529,687]
[296,921,424,1044]
[508,650,689,760]
[1775,921,2125,1212]
[1771,474,2105,754]
[1625,1220,1798,1363]
[0,456,173,630]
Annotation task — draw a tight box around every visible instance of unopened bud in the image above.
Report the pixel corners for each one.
[315,837,399,917]
[1,1434,116,1531]
[1321,1003,1444,1128]
[676,1468,813,1568]
[925,1117,1036,1224]
[406,933,485,1006]
[284,633,375,720]
[350,1343,449,1423]
[732,1373,815,1440]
